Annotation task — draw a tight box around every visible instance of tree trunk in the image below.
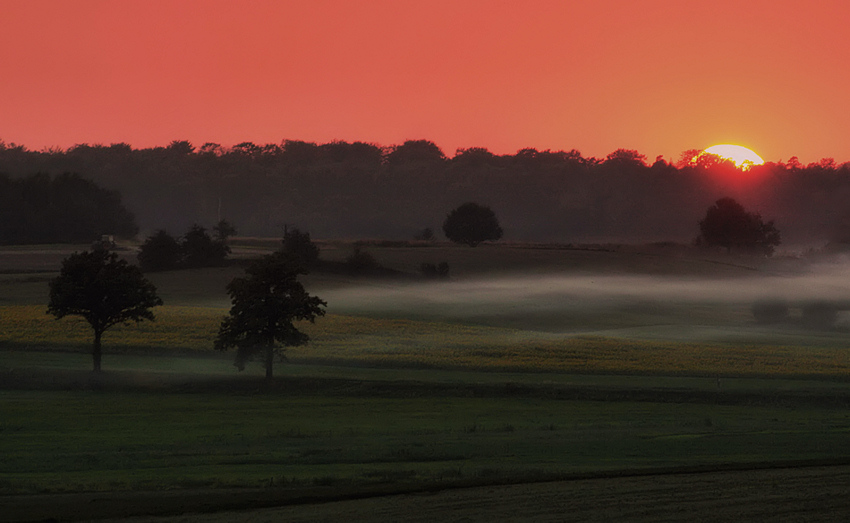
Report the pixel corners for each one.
[92,329,103,372]
[265,343,274,380]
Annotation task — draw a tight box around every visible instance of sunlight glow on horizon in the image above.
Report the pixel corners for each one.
[700,144,765,170]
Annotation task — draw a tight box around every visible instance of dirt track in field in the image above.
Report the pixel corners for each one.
[4,464,849,522]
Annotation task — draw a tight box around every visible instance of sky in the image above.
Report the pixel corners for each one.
[1,0,848,163]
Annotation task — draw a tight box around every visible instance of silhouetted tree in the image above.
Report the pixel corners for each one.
[385,139,446,166]
[345,247,380,274]
[47,250,162,371]
[182,224,230,267]
[697,197,781,256]
[215,252,326,380]
[442,202,503,247]
[281,227,319,270]
[213,219,237,243]
[137,230,182,272]
[604,149,647,167]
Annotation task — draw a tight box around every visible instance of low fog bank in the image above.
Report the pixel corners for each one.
[320,260,850,337]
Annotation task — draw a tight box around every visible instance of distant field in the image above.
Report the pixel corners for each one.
[3,242,850,520]
[5,305,850,379]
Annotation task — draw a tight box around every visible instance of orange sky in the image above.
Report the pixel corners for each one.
[1,0,848,163]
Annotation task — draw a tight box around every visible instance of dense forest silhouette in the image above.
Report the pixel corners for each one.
[0,171,137,244]
[1,139,848,246]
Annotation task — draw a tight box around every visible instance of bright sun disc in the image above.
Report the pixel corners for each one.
[699,144,765,170]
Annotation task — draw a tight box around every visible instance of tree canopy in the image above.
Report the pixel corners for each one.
[281,227,319,270]
[137,224,230,272]
[47,250,162,371]
[442,202,504,247]
[0,172,138,245]
[182,224,230,267]
[697,197,781,256]
[2,140,849,245]
[215,251,326,380]
[137,229,182,272]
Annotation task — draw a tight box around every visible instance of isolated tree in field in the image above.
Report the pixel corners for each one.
[281,227,319,270]
[47,250,162,371]
[697,197,781,256]
[182,224,230,267]
[442,202,503,247]
[213,219,237,244]
[137,229,182,272]
[215,252,326,380]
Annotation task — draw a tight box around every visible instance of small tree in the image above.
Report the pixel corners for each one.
[414,227,435,241]
[137,229,182,272]
[442,202,503,247]
[48,250,162,371]
[182,224,230,267]
[213,219,237,244]
[419,261,450,279]
[345,247,380,275]
[697,197,781,256]
[215,251,326,380]
[281,227,319,270]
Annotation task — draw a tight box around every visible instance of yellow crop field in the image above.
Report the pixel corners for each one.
[4,304,850,379]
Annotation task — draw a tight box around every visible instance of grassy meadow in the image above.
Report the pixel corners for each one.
[3,241,850,510]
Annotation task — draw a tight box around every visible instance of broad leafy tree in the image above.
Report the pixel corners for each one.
[137,229,182,272]
[697,197,781,256]
[442,202,504,247]
[182,224,230,267]
[281,227,319,270]
[215,251,326,380]
[47,250,162,371]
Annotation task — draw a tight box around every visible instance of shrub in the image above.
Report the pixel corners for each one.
[751,299,789,324]
[346,247,380,274]
[138,230,182,272]
[802,302,838,329]
[419,262,450,279]
[281,228,319,270]
[182,224,229,267]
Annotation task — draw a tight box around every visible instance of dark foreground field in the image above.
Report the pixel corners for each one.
[1,464,847,522]
[3,241,850,521]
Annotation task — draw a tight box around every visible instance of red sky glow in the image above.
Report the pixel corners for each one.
[1,0,849,163]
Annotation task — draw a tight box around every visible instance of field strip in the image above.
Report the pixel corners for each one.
[4,461,850,522]
[4,366,850,407]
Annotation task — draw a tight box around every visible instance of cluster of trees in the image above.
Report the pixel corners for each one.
[49,242,325,378]
[0,172,137,245]
[137,222,233,272]
[3,139,849,245]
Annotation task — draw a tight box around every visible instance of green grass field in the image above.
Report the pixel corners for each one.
[2,242,850,520]
[4,389,849,496]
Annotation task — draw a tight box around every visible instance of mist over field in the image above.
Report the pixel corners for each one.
[321,259,850,338]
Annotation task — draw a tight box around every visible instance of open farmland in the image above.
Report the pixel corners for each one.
[2,241,850,521]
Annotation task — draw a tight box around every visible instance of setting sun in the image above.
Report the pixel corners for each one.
[700,144,765,170]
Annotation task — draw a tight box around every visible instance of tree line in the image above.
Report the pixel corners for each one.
[0,172,138,245]
[2,139,849,244]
